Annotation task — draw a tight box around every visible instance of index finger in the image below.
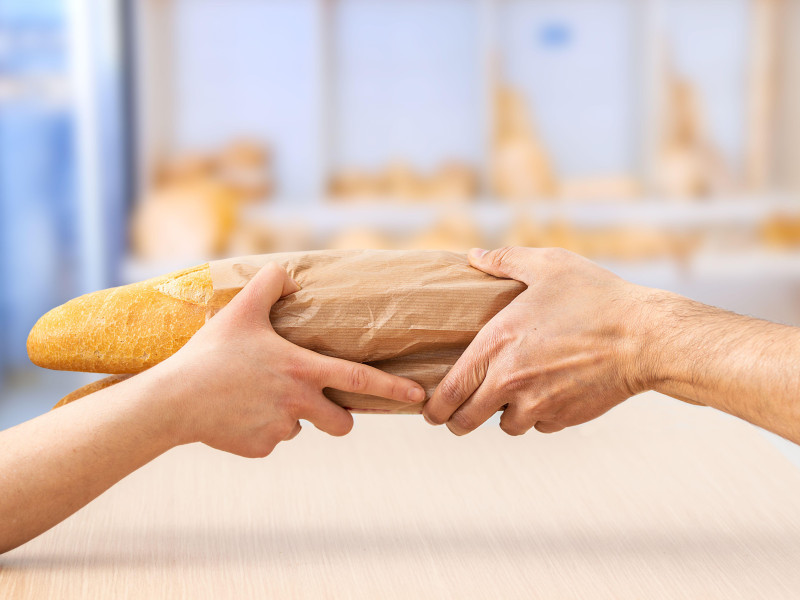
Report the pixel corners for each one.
[312,353,426,405]
[422,333,491,425]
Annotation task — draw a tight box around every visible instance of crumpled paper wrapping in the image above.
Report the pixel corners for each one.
[208,250,526,413]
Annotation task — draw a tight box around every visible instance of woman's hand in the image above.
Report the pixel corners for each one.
[0,262,426,554]
[155,262,426,458]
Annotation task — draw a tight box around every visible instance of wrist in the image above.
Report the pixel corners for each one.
[628,288,718,405]
[131,361,198,448]
[621,285,684,395]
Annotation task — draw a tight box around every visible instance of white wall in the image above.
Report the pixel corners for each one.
[499,0,639,178]
[332,0,483,172]
[148,0,766,194]
[662,0,749,173]
[171,0,322,198]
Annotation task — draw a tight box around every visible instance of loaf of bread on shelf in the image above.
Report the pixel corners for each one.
[30,250,526,413]
[131,181,240,262]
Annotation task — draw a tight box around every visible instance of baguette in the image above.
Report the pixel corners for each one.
[31,250,526,413]
[29,263,213,374]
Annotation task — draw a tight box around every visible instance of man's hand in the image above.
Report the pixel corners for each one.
[423,246,655,436]
[159,263,426,458]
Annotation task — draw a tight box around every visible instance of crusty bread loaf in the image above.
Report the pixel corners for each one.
[31,250,526,413]
[28,264,214,374]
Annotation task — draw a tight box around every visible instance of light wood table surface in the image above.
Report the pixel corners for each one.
[3,392,800,599]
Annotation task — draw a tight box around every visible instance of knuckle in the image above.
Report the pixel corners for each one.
[490,246,518,270]
[333,414,354,436]
[522,399,550,421]
[485,319,520,352]
[500,371,528,393]
[256,446,275,458]
[437,377,464,406]
[542,246,569,260]
[277,421,296,440]
[285,356,309,383]
[381,374,401,399]
[263,262,284,275]
[276,392,302,417]
[540,247,575,272]
[286,396,304,418]
[554,404,589,428]
[448,410,477,434]
[256,262,286,286]
[346,364,369,392]
[500,419,527,436]
[488,322,511,345]
[247,439,277,459]
[422,406,446,426]
[507,401,545,428]
[534,421,563,434]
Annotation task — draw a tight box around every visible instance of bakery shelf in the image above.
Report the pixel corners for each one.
[250,194,799,232]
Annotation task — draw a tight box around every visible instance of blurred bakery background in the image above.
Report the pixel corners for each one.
[2,0,800,428]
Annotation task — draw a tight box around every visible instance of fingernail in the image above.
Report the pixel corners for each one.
[423,413,436,425]
[289,278,302,293]
[469,248,487,260]
[407,387,425,402]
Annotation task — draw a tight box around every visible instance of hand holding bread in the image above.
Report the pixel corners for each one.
[4,262,429,553]
[149,263,424,457]
[424,247,652,436]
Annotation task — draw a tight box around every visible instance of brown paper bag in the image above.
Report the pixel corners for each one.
[213,251,526,412]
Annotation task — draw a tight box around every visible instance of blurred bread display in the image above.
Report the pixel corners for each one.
[132,139,277,261]
[381,161,424,200]
[152,139,273,200]
[329,170,383,200]
[426,162,479,201]
[503,217,697,261]
[330,160,478,202]
[491,84,558,201]
[154,153,216,187]
[407,214,485,252]
[117,1,800,282]
[225,220,276,257]
[216,139,274,200]
[559,176,641,201]
[328,228,394,250]
[655,69,732,199]
[226,219,312,256]
[760,214,800,248]
[132,181,240,262]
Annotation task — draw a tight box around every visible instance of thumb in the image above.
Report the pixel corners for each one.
[468,246,533,284]
[227,263,300,325]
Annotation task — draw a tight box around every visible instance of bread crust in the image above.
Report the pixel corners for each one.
[28,264,213,374]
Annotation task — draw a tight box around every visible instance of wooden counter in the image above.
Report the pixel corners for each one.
[3,392,800,599]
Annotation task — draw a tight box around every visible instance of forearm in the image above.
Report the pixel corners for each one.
[0,369,183,553]
[643,291,800,443]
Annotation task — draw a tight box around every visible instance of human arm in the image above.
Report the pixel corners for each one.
[422,246,800,444]
[0,264,425,554]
